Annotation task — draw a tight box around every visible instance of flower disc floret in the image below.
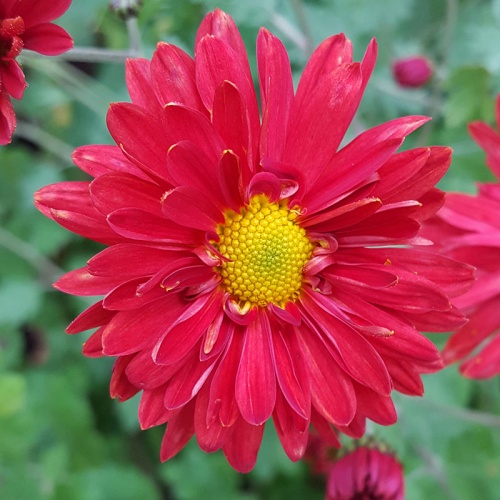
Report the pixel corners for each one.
[216,195,313,307]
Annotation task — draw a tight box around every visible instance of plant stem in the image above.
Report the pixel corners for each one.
[58,46,138,63]
[0,226,63,288]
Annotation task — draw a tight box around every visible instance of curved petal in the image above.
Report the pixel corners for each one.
[14,0,71,26]
[22,22,73,55]
[235,312,277,425]
[125,58,159,112]
[0,90,16,145]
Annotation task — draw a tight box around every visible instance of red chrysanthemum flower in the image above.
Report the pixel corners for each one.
[0,0,73,144]
[326,445,404,500]
[392,55,433,89]
[423,94,500,379]
[35,9,473,472]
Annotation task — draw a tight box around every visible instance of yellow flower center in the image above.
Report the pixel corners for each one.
[216,195,314,308]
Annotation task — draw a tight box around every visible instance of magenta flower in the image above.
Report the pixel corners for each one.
[0,0,73,144]
[392,55,433,88]
[326,445,404,500]
[35,10,472,471]
[424,94,500,379]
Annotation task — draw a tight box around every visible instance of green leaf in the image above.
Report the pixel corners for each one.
[0,373,26,417]
[443,66,493,128]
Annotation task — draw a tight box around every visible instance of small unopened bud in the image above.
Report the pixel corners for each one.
[109,0,143,19]
[392,56,433,88]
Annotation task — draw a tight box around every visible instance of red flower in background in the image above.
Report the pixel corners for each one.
[35,9,473,472]
[392,56,433,88]
[326,446,404,500]
[0,0,73,144]
[424,94,500,379]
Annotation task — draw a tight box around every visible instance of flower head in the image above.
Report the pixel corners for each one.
[392,55,433,88]
[326,445,404,500]
[424,94,500,379]
[0,0,73,144]
[35,9,472,472]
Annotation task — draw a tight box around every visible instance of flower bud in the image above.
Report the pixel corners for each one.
[109,0,143,19]
[392,55,433,88]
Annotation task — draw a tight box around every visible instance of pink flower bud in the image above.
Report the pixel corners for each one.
[392,56,433,88]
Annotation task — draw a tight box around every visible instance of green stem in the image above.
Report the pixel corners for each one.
[0,226,63,288]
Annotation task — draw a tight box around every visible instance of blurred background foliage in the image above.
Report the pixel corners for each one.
[1,0,500,498]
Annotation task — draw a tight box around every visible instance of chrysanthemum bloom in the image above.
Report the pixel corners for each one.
[326,445,404,500]
[0,0,73,144]
[392,56,433,88]
[423,94,500,379]
[35,9,473,472]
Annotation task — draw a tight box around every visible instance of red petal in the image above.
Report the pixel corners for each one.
[153,291,223,365]
[161,186,223,232]
[218,150,244,211]
[110,355,139,401]
[54,267,123,296]
[90,173,163,216]
[14,0,71,26]
[222,417,265,473]
[67,300,115,334]
[151,42,206,113]
[257,28,293,161]
[273,391,309,461]
[160,401,196,461]
[195,10,259,139]
[0,90,16,145]
[235,313,277,425]
[106,103,169,183]
[295,324,356,426]
[72,145,151,181]
[102,295,183,356]
[284,63,363,180]
[107,207,201,244]
[138,387,170,429]
[82,327,104,358]
[125,58,159,112]
[0,60,26,99]
[22,22,73,55]
[212,80,255,179]
[461,335,500,379]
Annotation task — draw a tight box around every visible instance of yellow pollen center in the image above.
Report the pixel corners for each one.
[216,195,314,307]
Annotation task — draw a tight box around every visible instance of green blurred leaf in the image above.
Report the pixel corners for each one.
[0,372,26,417]
[443,66,494,128]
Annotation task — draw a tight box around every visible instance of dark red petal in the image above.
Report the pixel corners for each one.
[102,277,166,311]
[235,313,277,425]
[14,0,71,26]
[160,401,196,461]
[67,300,116,334]
[154,290,223,365]
[0,90,16,145]
[460,335,500,379]
[126,349,179,390]
[139,386,171,429]
[208,327,242,427]
[295,324,356,426]
[0,60,27,99]
[218,150,245,211]
[82,327,104,358]
[194,380,230,452]
[257,28,293,161]
[125,58,159,112]
[222,417,265,473]
[273,391,309,461]
[164,353,216,409]
[151,42,206,112]
[102,295,183,356]
[22,23,73,55]
[110,355,139,401]
[272,329,309,419]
